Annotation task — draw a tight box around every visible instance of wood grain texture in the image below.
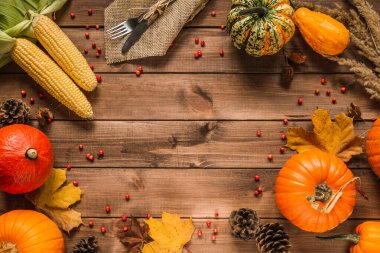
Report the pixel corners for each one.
[1,168,378,218]
[62,218,366,253]
[1,74,378,120]
[0,29,355,74]
[29,121,371,169]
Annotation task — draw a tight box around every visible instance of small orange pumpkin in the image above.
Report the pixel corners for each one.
[366,118,380,177]
[317,221,380,253]
[0,210,64,252]
[295,7,350,56]
[275,150,357,233]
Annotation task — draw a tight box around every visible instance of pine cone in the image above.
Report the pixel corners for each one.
[0,99,30,127]
[255,223,291,253]
[229,208,259,240]
[72,235,99,253]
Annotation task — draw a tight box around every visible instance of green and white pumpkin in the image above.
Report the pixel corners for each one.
[227,0,295,57]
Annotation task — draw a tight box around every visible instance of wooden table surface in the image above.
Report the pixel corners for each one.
[1,0,380,252]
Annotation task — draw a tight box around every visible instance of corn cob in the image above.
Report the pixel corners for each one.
[11,38,93,119]
[32,14,97,92]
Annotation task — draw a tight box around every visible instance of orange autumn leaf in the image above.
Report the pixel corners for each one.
[286,109,364,162]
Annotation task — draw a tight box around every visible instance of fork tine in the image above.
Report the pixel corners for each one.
[107,26,127,36]
[110,29,132,40]
[106,22,126,33]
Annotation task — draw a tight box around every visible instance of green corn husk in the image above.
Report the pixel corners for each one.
[0,0,67,67]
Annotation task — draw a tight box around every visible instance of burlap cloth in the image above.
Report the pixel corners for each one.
[105,0,209,64]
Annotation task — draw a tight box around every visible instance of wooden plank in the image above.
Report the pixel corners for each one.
[1,74,378,121]
[17,120,372,168]
[63,218,364,253]
[0,29,354,74]
[55,0,380,27]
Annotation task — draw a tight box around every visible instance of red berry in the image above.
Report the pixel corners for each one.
[220,24,226,30]
[332,97,337,104]
[197,50,202,56]
[85,33,90,39]
[219,49,224,56]
[211,11,216,17]
[72,180,78,186]
[281,134,287,140]
[88,220,94,227]
[97,47,102,53]
[256,130,262,137]
[100,226,106,233]
[95,24,100,30]
[280,147,285,154]
[88,9,93,15]
[98,149,104,155]
[138,65,143,72]
[321,78,326,84]
[341,87,347,93]
[123,226,129,232]
[66,164,72,171]
[122,215,127,221]
[197,229,203,236]
[212,228,218,234]
[195,38,199,44]
[91,42,96,48]
[206,220,211,227]
[211,235,216,241]
[86,153,91,158]
[326,89,331,96]
[257,187,263,193]
[194,52,199,59]
[85,25,90,30]
[314,89,320,95]
[70,12,75,19]
[105,205,111,213]
[89,64,94,70]
[283,119,288,125]
[255,175,260,182]
[201,41,205,47]
[79,144,84,150]
[30,97,35,104]
[214,212,219,218]
[135,70,141,76]
[146,213,151,219]
[125,194,130,201]
[87,154,94,161]
[96,52,100,58]
[21,90,27,97]
[267,154,273,160]
[47,118,53,123]
[84,49,88,54]
[38,93,44,99]
[297,97,303,105]
[96,75,102,82]
[254,190,260,197]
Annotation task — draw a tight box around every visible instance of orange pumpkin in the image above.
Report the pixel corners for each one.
[0,210,64,252]
[275,150,357,233]
[0,124,53,194]
[317,222,380,253]
[366,118,380,177]
[295,7,350,56]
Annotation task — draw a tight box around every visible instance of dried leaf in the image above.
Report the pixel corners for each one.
[281,65,294,85]
[286,108,364,162]
[26,169,83,233]
[116,217,151,253]
[346,102,363,121]
[142,212,194,253]
[36,107,53,127]
[288,52,307,64]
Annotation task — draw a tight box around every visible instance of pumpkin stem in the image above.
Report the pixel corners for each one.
[25,148,38,160]
[313,183,332,202]
[238,7,268,18]
[316,234,360,245]
[0,242,18,253]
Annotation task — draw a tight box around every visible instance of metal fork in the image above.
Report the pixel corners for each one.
[106,13,145,40]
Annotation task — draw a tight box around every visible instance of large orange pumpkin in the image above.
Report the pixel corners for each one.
[0,124,53,194]
[275,150,357,233]
[366,118,380,177]
[317,222,380,253]
[295,7,350,56]
[0,210,64,252]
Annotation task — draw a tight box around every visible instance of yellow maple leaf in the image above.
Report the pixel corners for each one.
[286,109,364,162]
[142,212,195,253]
[26,169,83,233]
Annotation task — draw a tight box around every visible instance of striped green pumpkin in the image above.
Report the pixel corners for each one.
[227,0,295,57]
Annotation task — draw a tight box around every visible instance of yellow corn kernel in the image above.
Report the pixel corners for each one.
[11,39,93,119]
[33,14,97,92]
